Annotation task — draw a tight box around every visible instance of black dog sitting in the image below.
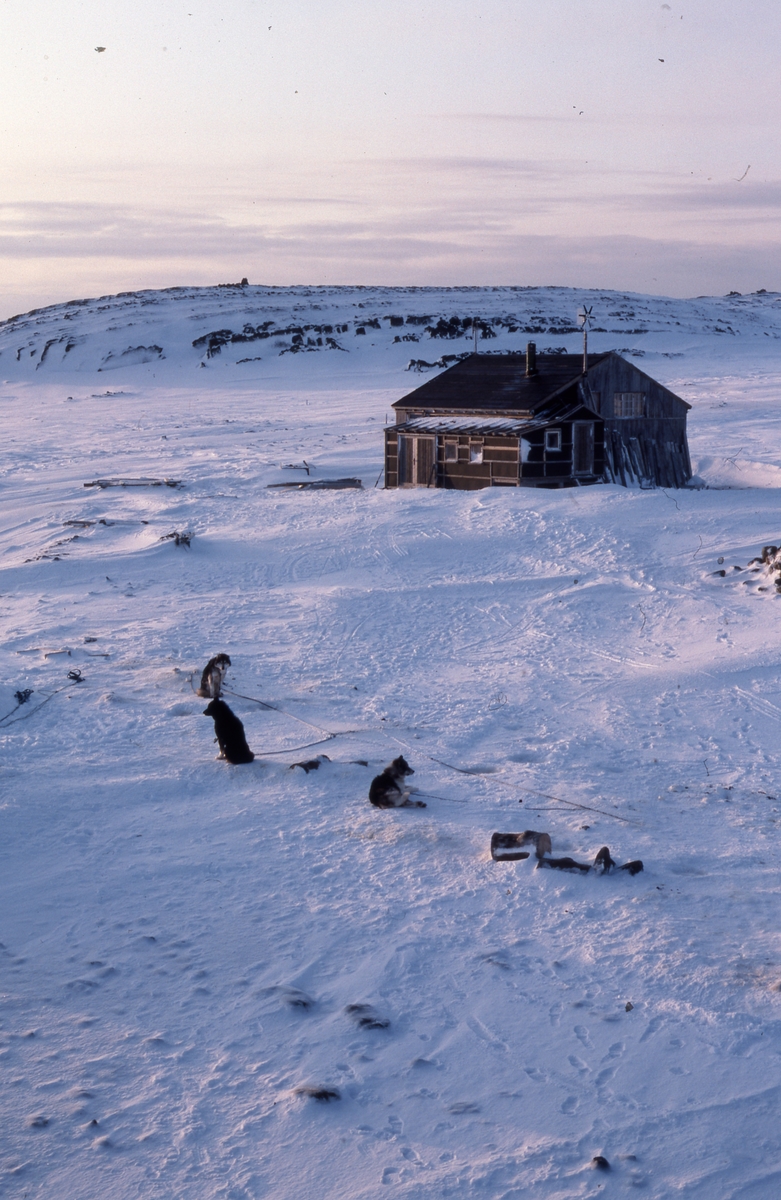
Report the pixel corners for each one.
[203,698,254,764]
[369,756,425,808]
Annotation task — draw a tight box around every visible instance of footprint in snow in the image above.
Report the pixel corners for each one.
[574,1024,593,1048]
[639,1016,662,1043]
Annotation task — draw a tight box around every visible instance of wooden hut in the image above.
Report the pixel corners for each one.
[384,344,691,490]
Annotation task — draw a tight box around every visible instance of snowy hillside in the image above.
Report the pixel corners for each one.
[2,284,781,1199]
[2,282,781,383]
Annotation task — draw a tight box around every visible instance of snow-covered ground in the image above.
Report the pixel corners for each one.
[2,285,781,1199]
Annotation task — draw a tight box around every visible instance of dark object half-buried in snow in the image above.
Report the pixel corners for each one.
[491,831,552,861]
[290,755,331,773]
[345,1003,390,1030]
[203,698,254,764]
[267,477,362,490]
[537,845,644,875]
[294,1086,341,1102]
[83,476,182,489]
[536,855,592,874]
[594,846,644,875]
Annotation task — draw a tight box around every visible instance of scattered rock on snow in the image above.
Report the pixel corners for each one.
[160,530,193,547]
[294,1086,341,1102]
[281,988,315,1010]
[345,1003,390,1030]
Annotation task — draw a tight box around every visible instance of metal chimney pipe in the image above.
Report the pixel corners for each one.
[525,341,537,377]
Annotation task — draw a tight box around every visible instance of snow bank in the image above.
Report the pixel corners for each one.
[2,285,781,1199]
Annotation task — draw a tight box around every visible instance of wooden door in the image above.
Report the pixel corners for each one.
[573,422,594,475]
[399,436,435,486]
[415,437,435,486]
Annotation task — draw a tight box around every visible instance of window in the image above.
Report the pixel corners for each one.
[614,392,645,417]
[469,442,484,464]
[545,428,562,452]
[444,439,458,462]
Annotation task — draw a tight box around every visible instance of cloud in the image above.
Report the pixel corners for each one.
[0,202,245,259]
[619,180,781,213]
[1,172,780,315]
[429,113,579,124]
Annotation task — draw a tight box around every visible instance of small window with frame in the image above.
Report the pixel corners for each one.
[444,439,458,462]
[545,428,562,452]
[614,392,645,417]
[469,441,484,464]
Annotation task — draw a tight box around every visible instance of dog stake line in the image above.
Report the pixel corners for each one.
[519,793,638,825]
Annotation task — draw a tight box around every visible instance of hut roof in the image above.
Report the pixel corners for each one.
[393,352,609,414]
[399,415,530,434]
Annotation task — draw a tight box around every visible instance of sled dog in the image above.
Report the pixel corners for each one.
[203,698,254,764]
[369,756,424,808]
[197,653,231,698]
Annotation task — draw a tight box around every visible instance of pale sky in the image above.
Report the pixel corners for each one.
[1,0,779,316]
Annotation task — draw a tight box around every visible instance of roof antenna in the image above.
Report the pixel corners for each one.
[577,305,593,373]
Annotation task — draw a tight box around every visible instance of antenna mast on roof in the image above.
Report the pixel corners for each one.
[577,305,593,374]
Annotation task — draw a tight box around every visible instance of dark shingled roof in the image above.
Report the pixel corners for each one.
[393,352,609,414]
